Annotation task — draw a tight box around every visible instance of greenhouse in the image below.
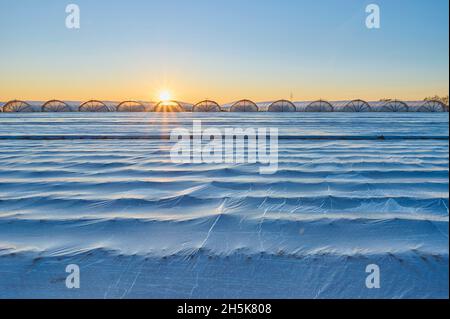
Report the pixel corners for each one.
[378,100,409,112]
[305,100,334,112]
[417,100,447,112]
[268,100,296,112]
[42,100,71,112]
[342,99,372,112]
[193,100,221,112]
[1,99,448,113]
[116,101,146,112]
[79,100,112,112]
[2,100,34,112]
[230,99,258,112]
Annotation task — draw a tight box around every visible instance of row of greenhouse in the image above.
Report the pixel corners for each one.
[1,99,448,113]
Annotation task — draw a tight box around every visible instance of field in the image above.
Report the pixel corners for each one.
[0,113,448,298]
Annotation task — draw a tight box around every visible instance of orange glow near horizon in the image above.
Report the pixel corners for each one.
[0,80,448,105]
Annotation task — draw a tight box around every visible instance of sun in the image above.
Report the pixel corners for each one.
[159,90,171,102]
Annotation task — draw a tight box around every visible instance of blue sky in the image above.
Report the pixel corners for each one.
[0,0,448,102]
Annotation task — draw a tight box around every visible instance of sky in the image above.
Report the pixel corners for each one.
[0,0,448,103]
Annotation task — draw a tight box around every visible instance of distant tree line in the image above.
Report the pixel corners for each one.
[424,95,449,106]
[379,95,449,106]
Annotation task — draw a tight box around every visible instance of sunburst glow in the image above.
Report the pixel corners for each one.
[159,90,171,102]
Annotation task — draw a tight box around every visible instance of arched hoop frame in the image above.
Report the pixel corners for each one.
[79,100,111,112]
[192,100,221,112]
[2,100,34,112]
[342,99,371,112]
[268,100,296,112]
[42,100,71,112]
[305,100,333,112]
[116,101,146,112]
[230,99,258,112]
